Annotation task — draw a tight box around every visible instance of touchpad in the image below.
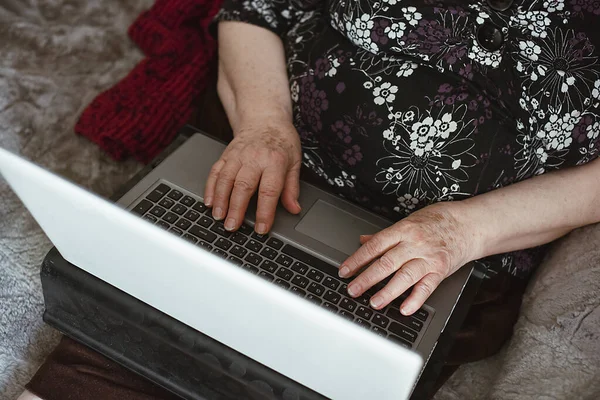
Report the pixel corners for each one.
[295,200,382,256]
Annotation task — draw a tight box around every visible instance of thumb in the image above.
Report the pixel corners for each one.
[359,234,374,244]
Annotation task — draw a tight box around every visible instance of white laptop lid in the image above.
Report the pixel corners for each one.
[0,147,423,400]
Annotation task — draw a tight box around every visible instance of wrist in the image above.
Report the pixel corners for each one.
[446,200,490,264]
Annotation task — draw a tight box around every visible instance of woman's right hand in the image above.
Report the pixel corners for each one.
[203,118,303,234]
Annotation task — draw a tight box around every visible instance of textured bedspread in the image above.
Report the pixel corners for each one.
[0,1,599,400]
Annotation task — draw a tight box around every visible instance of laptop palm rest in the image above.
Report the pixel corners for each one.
[295,199,381,256]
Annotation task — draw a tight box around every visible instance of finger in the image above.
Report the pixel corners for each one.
[368,259,431,310]
[224,165,262,231]
[280,161,302,215]
[254,166,286,234]
[399,273,443,315]
[212,159,242,220]
[346,243,414,298]
[339,229,403,278]
[203,159,225,207]
[359,234,374,244]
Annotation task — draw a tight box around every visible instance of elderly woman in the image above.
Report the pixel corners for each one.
[21,0,600,399]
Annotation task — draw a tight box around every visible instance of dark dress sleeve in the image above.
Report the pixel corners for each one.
[214,0,297,38]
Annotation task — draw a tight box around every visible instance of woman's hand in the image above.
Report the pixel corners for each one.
[203,118,303,234]
[339,202,478,316]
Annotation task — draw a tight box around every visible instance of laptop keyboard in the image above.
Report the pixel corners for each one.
[130,181,434,349]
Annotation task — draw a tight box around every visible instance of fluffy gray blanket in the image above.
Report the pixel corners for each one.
[0,1,599,400]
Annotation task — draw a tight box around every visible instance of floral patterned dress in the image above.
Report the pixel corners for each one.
[215,0,600,280]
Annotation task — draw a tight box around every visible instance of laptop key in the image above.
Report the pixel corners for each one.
[212,248,228,259]
[290,261,308,275]
[291,275,309,288]
[275,267,293,281]
[159,197,175,209]
[163,212,178,224]
[356,295,371,306]
[371,326,387,337]
[231,232,247,245]
[182,233,198,244]
[189,225,217,243]
[323,290,341,304]
[340,298,357,312]
[143,214,158,223]
[290,286,306,297]
[266,237,283,250]
[337,283,349,296]
[244,252,262,266]
[227,256,244,266]
[275,254,293,268]
[238,223,253,235]
[180,195,195,207]
[243,264,259,274]
[197,240,213,251]
[167,189,183,200]
[251,232,268,242]
[414,309,429,322]
[230,245,247,258]
[305,294,322,305]
[175,218,192,230]
[150,205,166,217]
[192,202,207,213]
[388,322,418,343]
[172,204,187,215]
[215,238,232,251]
[146,183,171,202]
[183,209,200,222]
[260,260,278,273]
[281,245,339,278]
[322,276,340,290]
[386,308,424,332]
[307,269,324,283]
[169,227,184,236]
[258,271,274,282]
[132,199,153,215]
[322,302,339,313]
[274,279,290,289]
[197,215,212,228]
[356,306,374,320]
[372,314,390,329]
[338,310,354,321]
[156,220,170,230]
[355,318,371,329]
[245,239,262,252]
[307,282,325,296]
[260,247,278,260]
[211,221,232,238]
[388,335,412,349]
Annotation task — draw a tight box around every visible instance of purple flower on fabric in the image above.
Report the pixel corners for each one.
[314,58,329,79]
[332,120,352,143]
[300,75,328,132]
[342,144,363,166]
[458,63,473,80]
[571,0,600,15]
[370,18,390,46]
[572,115,594,143]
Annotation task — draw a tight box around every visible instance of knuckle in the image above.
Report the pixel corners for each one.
[416,279,436,297]
[377,255,398,275]
[233,179,255,193]
[259,184,281,198]
[365,237,383,257]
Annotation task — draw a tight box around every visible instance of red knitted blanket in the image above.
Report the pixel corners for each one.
[75,0,222,164]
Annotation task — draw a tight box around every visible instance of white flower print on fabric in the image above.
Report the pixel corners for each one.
[587,121,600,140]
[396,61,418,78]
[543,0,564,13]
[402,7,422,26]
[593,80,600,100]
[514,123,568,180]
[326,56,340,77]
[345,14,379,53]
[538,110,581,151]
[244,0,278,28]
[518,40,541,62]
[290,80,299,102]
[383,0,401,5]
[394,194,420,213]
[512,11,551,38]
[469,40,502,68]
[376,105,476,199]
[385,22,406,40]
[373,82,398,105]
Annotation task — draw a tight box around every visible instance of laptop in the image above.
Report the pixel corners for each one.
[0,128,478,400]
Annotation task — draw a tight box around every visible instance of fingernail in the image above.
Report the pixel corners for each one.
[204,196,212,206]
[213,207,224,220]
[295,200,301,210]
[339,266,350,278]
[370,296,383,308]
[347,283,359,297]
[224,218,236,231]
[256,223,267,234]
[400,306,410,315]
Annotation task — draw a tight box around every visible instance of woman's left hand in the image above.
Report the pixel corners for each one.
[339,201,480,316]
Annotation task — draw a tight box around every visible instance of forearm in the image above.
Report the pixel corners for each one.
[460,158,600,260]
[217,21,292,131]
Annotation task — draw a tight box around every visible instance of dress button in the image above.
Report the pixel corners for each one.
[476,22,504,52]
[487,0,514,12]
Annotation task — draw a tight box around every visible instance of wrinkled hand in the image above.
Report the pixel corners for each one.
[203,119,302,234]
[339,202,477,316]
